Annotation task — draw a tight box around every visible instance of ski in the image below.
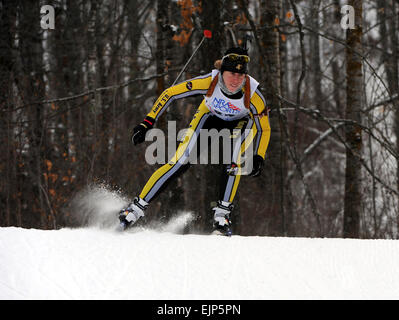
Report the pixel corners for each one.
[211,229,232,237]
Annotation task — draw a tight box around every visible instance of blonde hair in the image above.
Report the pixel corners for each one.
[214,59,222,70]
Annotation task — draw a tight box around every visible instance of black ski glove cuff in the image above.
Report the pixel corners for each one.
[249,155,264,177]
[131,116,155,145]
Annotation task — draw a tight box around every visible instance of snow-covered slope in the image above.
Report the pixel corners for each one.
[1,225,399,300]
[1,186,399,300]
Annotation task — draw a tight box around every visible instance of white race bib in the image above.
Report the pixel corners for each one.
[204,85,248,121]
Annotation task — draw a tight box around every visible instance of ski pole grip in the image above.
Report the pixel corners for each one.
[203,29,212,39]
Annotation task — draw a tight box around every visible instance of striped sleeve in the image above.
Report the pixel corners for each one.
[249,89,271,159]
[146,73,213,122]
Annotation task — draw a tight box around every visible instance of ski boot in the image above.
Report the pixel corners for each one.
[211,200,233,236]
[118,197,149,231]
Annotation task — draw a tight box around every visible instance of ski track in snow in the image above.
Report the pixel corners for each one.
[1,226,399,300]
[1,186,399,299]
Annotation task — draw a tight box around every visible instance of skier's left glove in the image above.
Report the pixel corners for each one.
[249,155,264,177]
[131,116,155,145]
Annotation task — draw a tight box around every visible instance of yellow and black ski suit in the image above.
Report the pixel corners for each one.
[138,70,271,204]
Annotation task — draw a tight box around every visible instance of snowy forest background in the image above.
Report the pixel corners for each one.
[0,0,398,239]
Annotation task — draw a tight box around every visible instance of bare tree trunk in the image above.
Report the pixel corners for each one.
[18,1,48,228]
[278,0,295,236]
[164,1,191,222]
[310,0,322,104]
[382,0,399,198]
[376,0,396,237]
[85,0,99,183]
[343,0,363,238]
[258,0,287,236]
[155,0,168,134]
[96,4,110,180]
[199,0,225,233]
[0,0,16,226]
[153,0,169,221]
[331,0,344,118]
[383,1,399,234]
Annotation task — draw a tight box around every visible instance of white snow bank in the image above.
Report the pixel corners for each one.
[1,225,399,300]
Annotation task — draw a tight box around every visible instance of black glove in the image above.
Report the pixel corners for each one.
[131,116,155,145]
[249,155,264,177]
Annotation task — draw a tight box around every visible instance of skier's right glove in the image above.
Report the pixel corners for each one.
[131,116,155,145]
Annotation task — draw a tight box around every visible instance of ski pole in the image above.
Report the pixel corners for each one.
[172,29,212,86]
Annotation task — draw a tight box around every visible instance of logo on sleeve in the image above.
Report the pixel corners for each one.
[186,81,193,90]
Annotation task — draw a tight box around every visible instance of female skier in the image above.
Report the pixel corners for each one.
[118,47,271,236]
